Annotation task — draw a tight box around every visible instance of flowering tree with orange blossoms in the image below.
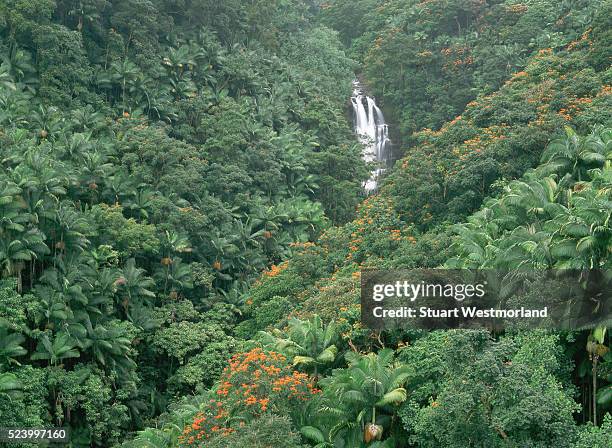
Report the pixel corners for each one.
[178,348,320,447]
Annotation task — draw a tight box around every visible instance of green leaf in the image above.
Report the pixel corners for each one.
[300,426,325,443]
[342,389,367,403]
[316,345,337,364]
[596,385,612,405]
[376,388,407,406]
[593,326,607,344]
[293,355,315,366]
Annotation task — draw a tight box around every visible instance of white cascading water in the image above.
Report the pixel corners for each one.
[351,80,391,192]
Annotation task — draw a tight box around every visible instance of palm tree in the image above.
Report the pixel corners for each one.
[98,59,140,114]
[69,105,106,133]
[143,85,176,121]
[500,176,560,225]
[162,43,208,76]
[31,332,80,367]
[318,349,410,445]
[0,89,29,127]
[0,228,49,292]
[446,210,500,269]
[1,45,38,93]
[550,183,611,269]
[586,326,608,425]
[449,175,563,269]
[65,0,103,32]
[29,105,65,140]
[162,230,192,256]
[124,188,156,220]
[272,197,327,243]
[155,257,193,298]
[36,286,71,325]
[120,427,172,448]
[80,320,133,370]
[259,315,339,377]
[160,44,199,97]
[116,258,156,318]
[0,180,27,232]
[102,170,137,205]
[0,372,22,400]
[78,151,113,203]
[499,225,557,269]
[49,202,90,260]
[0,325,27,367]
[15,149,70,201]
[539,126,607,182]
[57,132,93,160]
[207,229,241,275]
[0,63,16,91]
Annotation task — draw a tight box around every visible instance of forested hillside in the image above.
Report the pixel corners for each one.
[0,1,366,445]
[0,1,610,447]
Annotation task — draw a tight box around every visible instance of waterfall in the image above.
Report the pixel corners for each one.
[351,80,391,192]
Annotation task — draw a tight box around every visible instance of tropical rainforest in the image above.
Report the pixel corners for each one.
[0,1,610,447]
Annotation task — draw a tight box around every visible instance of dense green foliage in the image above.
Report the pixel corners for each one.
[0,0,367,445]
[323,0,609,134]
[1,1,611,447]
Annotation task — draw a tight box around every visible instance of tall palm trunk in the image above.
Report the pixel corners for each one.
[592,354,598,425]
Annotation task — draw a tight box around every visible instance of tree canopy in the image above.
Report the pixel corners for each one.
[0,1,610,447]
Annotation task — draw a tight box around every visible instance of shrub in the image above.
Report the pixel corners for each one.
[178,348,319,447]
[202,414,307,448]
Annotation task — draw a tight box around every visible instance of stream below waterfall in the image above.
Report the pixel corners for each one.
[351,80,391,192]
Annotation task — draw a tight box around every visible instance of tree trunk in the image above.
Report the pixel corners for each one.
[592,355,598,424]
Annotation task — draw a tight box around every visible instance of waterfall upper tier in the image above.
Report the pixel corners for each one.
[351,80,391,192]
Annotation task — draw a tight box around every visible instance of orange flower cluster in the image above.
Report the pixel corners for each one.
[551,96,594,122]
[263,261,289,278]
[420,109,470,140]
[570,96,593,108]
[598,86,612,97]
[440,45,473,69]
[505,3,528,13]
[179,349,317,447]
[448,115,462,126]
[179,406,233,445]
[345,196,401,261]
[348,229,363,253]
[527,102,553,128]
[272,371,316,399]
[458,125,508,160]
[557,109,572,121]
[504,70,530,87]
[452,56,474,67]
[537,48,553,57]
[419,127,441,139]
[568,28,592,51]
[289,241,315,248]
[227,348,285,372]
